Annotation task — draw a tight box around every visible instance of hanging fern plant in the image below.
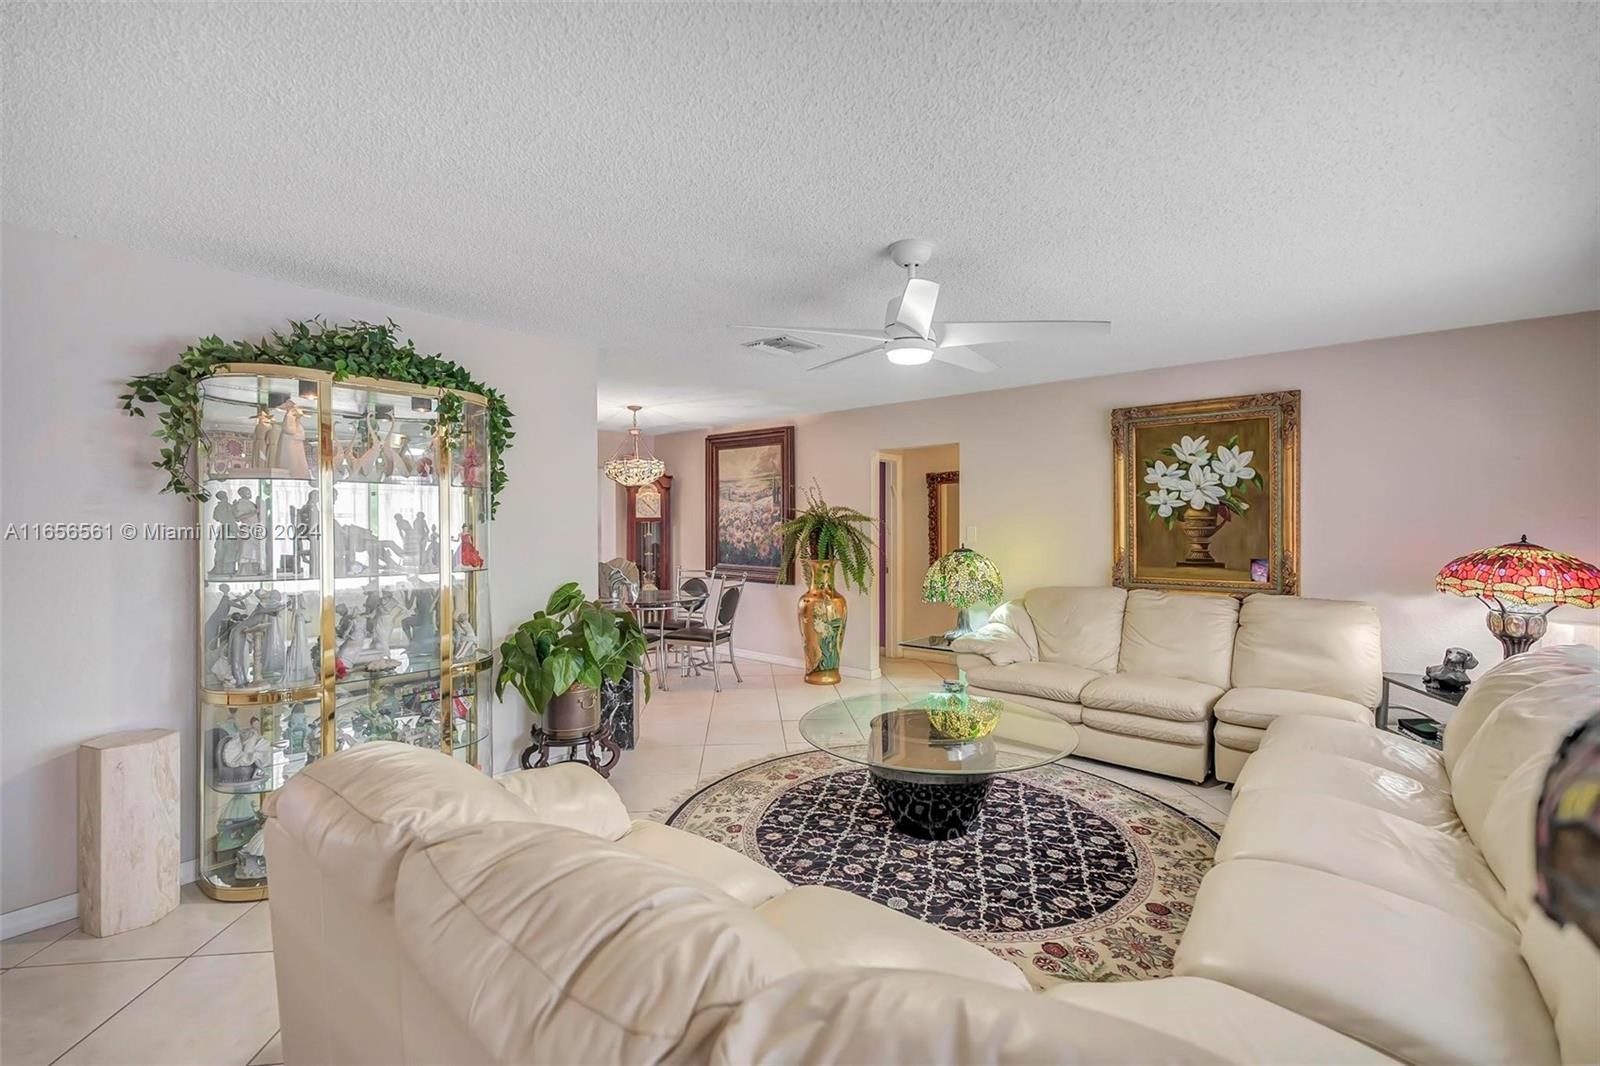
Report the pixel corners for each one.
[120,319,514,514]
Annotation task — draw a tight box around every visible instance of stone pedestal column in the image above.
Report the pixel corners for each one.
[77,728,180,937]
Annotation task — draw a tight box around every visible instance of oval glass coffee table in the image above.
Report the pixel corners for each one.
[798,690,1078,840]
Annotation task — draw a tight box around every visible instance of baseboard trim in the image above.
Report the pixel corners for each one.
[2,860,198,938]
[733,647,881,680]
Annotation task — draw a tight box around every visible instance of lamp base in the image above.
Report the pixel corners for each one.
[1485,601,1552,659]
[942,608,973,643]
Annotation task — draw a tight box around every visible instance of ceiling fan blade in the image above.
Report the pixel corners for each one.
[937,320,1111,348]
[807,343,885,372]
[930,346,997,373]
[885,278,940,340]
[732,324,891,342]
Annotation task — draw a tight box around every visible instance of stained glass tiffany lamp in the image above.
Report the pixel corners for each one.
[1436,535,1600,658]
[923,547,1005,640]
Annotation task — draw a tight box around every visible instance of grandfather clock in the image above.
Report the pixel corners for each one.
[626,474,672,590]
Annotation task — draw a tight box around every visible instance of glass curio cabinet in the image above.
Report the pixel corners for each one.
[196,366,493,900]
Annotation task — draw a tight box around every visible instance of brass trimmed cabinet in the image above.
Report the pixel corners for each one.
[196,365,493,900]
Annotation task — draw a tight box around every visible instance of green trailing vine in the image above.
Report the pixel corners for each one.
[120,319,514,514]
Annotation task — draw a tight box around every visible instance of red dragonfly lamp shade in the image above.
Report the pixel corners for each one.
[1436,535,1600,658]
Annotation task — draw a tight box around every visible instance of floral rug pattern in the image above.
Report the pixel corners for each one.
[666,751,1217,988]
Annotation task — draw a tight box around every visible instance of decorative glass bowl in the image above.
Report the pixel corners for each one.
[922,692,1002,740]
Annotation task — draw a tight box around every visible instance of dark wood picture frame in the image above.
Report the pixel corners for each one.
[926,470,959,564]
[1110,390,1301,596]
[705,426,795,583]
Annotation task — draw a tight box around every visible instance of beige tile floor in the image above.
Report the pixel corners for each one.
[0,655,1230,1066]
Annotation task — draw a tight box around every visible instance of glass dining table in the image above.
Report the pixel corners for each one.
[600,588,703,690]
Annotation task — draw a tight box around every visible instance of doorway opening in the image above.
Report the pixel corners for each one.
[875,443,959,661]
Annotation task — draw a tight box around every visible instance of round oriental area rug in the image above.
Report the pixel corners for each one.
[666,751,1218,989]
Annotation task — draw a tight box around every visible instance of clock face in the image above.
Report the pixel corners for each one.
[636,486,662,518]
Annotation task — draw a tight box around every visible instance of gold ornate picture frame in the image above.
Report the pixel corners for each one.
[1111,391,1300,596]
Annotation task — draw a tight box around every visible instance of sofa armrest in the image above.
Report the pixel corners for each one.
[496,763,633,840]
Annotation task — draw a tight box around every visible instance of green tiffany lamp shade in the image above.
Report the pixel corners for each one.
[923,547,1004,639]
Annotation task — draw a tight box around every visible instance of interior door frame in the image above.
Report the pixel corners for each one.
[869,451,902,676]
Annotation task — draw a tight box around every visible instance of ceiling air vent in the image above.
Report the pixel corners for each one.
[742,335,820,355]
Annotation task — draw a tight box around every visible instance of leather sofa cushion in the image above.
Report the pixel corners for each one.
[1117,590,1239,688]
[1443,644,1599,774]
[755,885,1031,991]
[272,741,547,903]
[1521,908,1600,1066]
[497,762,634,840]
[1080,673,1224,722]
[963,660,1102,704]
[1256,716,1447,788]
[617,821,792,906]
[1233,745,1460,830]
[967,685,1083,723]
[711,969,1224,1065]
[1451,671,1600,862]
[1023,587,1126,672]
[1231,595,1382,709]
[1082,707,1210,745]
[1214,687,1370,730]
[1218,791,1515,941]
[1175,859,1560,1065]
[1047,976,1399,1065]
[395,820,803,1066]
[1213,721,1264,753]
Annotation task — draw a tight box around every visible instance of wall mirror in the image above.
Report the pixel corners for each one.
[927,470,960,562]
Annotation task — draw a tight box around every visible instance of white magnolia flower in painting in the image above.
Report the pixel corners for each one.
[1182,463,1224,509]
[1171,435,1212,466]
[1145,487,1183,518]
[1143,459,1185,489]
[1212,445,1256,487]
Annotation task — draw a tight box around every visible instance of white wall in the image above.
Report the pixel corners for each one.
[654,312,1600,677]
[0,226,598,915]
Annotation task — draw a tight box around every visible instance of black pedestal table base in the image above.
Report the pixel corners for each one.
[870,768,992,840]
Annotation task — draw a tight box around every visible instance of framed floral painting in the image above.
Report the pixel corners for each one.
[705,425,795,583]
[1111,391,1300,595]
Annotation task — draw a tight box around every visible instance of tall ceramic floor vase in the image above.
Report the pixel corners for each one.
[799,559,847,685]
[1176,506,1227,568]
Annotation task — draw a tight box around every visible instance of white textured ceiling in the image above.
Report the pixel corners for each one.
[5,3,1597,432]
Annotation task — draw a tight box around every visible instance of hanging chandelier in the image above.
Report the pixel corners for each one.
[603,405,666,487]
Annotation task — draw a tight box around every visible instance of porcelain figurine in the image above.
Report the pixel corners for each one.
[452,611,480,661]
[273,400,311,479]
[370,589,413,658]
[378,419,404,480]
[232,488,264,576]
[395,513,434,571]
[215,794,260,853]
[285,703,309,757]
[454,525,484,569]
[347,413,381,480]
[235,827,268,881]
[208,490,241,577]
[336,610,372,667]
[227,590,288,686]
[460,439,484,488]
[283,591,317,684]
[248,409,274,471]
[219,713,271,777]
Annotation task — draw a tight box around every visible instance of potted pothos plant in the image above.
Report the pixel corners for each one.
[495,582,651,737]
[777,488,876,685]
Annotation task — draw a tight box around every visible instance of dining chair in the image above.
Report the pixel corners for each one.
[663,575,745,692]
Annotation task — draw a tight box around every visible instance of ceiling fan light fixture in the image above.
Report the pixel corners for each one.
[886,341,934,366]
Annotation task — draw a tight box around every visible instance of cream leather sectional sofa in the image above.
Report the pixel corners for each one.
[264,646,1599,1064]
[953,587,1383,782]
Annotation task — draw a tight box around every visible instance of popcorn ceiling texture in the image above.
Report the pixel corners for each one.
[4,2,1596,429]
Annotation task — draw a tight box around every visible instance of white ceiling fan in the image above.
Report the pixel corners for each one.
[734,239,1109,373]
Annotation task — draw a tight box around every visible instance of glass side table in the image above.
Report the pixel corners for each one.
[1378,671,1468,749]
[898,634,960,653]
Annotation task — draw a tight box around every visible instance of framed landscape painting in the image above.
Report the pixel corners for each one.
[705,426,795,583]
[1111,391,1300,596]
